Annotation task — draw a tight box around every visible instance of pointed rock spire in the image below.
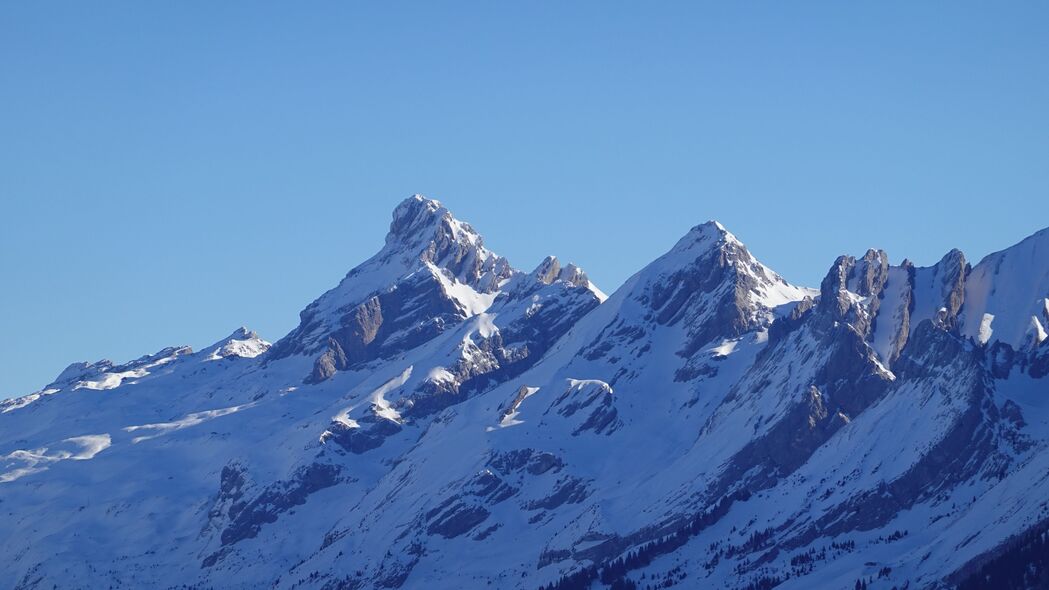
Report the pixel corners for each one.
[531,255,562,285]
[378,195,512,292]
[528,256,594,291]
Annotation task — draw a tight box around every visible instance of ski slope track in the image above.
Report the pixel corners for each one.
[3,195,1048,590]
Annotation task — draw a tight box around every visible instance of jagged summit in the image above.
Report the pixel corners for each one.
[638,218,813,345]
[659,220,802,305]
[385,195,475,249]
[566,219,814,382]
[269,196,604,384]
[526,255,605,300]
[377,195,511,291]
[387,194,447,240]
[269,196,514,360]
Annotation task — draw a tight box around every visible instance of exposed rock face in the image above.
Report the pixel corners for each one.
[2,197,1049,590]
[584,221,814,386]
[322,414,403,455]
[791,322,1013,545]
[817,249,889,337]
[1029,339,1049,378]
[304,269,465,383]
[384,195,513,290]
[269,195,515,368]
[273,197,602,393]
[854,248,891,298]
[930,248,969,330]
[488,448,564,477]
[532,255,563,285]
[202,462,343,567]
[545,379,620,435]
[813,244,977,370]
[711,317,890,497]
[646,221,805,357]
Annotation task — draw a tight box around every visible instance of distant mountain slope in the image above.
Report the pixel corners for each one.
[2,196,1047,590]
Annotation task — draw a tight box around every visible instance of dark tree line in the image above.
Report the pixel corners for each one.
[540,490,751,590]
[957,519,1049,590]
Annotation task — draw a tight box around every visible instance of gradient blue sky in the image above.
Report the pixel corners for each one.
[2,2,1048,398]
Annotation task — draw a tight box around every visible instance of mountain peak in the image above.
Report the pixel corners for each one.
[530,255,563,285]
[204,328,270,361]
[226,326,258,340]
[387,195,450,244]
[376,194,508,290]
[623,218,812,358]
[529,256,592,289]
[658,220,743,266]
[385,194,481,251]
[682,219,733,243]
[268,196,517,364]
[702,219,728,232]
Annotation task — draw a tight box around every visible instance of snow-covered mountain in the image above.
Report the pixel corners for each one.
[3,195,1048,590]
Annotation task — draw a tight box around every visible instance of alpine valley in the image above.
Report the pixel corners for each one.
[4,196,1049,590]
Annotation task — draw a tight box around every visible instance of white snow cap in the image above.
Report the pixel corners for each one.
[205,327,271,361]
[961,225,1049,349]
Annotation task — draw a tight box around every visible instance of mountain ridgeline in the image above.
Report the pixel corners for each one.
[3,195,1048,590]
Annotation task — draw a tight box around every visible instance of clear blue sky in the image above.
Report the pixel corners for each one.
[2,2,1047,398]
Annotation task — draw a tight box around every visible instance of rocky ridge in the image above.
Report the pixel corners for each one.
[1,196,1048,590]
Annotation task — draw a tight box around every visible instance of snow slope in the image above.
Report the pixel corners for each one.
[1,196,1047,590]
